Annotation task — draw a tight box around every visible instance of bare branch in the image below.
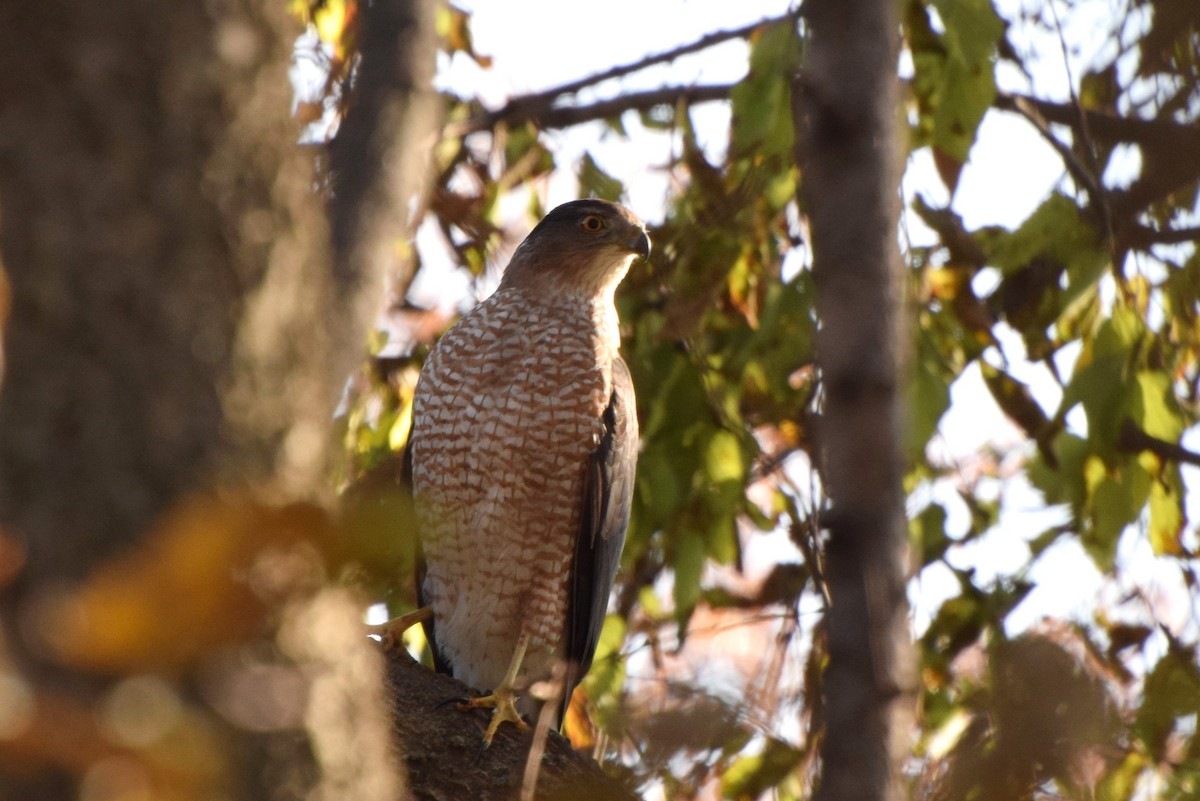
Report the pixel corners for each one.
[1125,224,1200,248]
[995,91,1200,225]
[446,83,734,137]
[489,11,795,116]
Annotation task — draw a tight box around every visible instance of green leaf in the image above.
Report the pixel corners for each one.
[1147,464,1185,555]
[1095,752,1148,801]
[1134,650,1200,760]
[578,152,625,202]
[1061,308,1145,454]
[672,529,706,630]
[989,194,1100,275]
[705,429,745,485]
[907,0,1004,161]
[906,343,952,462]
[1131,371,1185,443]
[730,21,799,159]
[582,614,628,723]
[721,738,805,800]
[911,502,950,566]
[1081,455,1151,569]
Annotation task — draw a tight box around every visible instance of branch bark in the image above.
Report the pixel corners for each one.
[382,642,639,801]
[793,1,917,800]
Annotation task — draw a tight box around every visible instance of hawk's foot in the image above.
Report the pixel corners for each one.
[459,684,530,747]
[367,606,431,654]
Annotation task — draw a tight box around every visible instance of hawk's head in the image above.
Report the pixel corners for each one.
[500,199,651,297]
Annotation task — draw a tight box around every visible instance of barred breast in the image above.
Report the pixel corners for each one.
[411,287,615,694]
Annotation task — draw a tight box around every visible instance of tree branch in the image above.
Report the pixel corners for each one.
[447,83,735,138]
[994,91,1196,145]
[1118,419,1200,467]
[1124,224,1200,248]
[479,12,795,121]
[328,0,441,357]
[994,91,1200,220]
[995,94,1110,231]
[382,642,639,801]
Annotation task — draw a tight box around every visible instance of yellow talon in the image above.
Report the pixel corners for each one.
[459,684,530,746]
[460,632,531,747]
[368,606,431,653]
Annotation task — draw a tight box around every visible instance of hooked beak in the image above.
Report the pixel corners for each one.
[627,229,651,260]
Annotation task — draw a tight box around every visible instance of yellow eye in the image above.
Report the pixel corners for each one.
[581,214,604,232]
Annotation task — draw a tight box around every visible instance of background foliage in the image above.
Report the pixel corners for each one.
[324,1,1200,798]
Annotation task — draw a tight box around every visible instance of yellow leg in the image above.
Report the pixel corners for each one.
[367,606,431,653]
[459,632,531,746]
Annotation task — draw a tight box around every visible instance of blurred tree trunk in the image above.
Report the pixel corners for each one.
[0,0,338,582]
[0,1,436,799]
[793,2,917,801]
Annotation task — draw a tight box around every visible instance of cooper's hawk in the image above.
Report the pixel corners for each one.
[409,198,647,742]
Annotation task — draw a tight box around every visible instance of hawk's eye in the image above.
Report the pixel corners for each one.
[581,215,605,232]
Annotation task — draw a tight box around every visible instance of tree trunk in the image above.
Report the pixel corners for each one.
[0,0,338,582]
[0,2,435,799]
[329,0,441,308]
[793,2,917,800]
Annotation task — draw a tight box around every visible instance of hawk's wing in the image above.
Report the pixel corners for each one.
[565,356,639,717]
[404,433,453,676]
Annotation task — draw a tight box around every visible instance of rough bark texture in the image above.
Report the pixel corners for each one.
[0,0,337,582]
[0,2,435,800]
[792,2,917,801]
[382,640,639,801]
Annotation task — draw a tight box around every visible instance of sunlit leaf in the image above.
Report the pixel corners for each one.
[672,531,707,630]
[705,429,745,485]
[578,152,625,202]
[907,0,1003,162]
[1147,465,1185,555]
[1081,456,1151,569]
[730,21,799,159]
[1134,649,1200,760]
[721,737,805,800]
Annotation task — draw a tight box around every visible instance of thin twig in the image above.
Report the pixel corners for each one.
[994,91,1185,143]
[1118,419,1200,467]
[1047,1,1115,248]
[999,94,1106,209]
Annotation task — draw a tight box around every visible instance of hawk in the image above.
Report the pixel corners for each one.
[409,198,647,742]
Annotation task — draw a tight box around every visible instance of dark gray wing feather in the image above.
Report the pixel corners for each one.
[403,432,452,676]
[564,356,638,722]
